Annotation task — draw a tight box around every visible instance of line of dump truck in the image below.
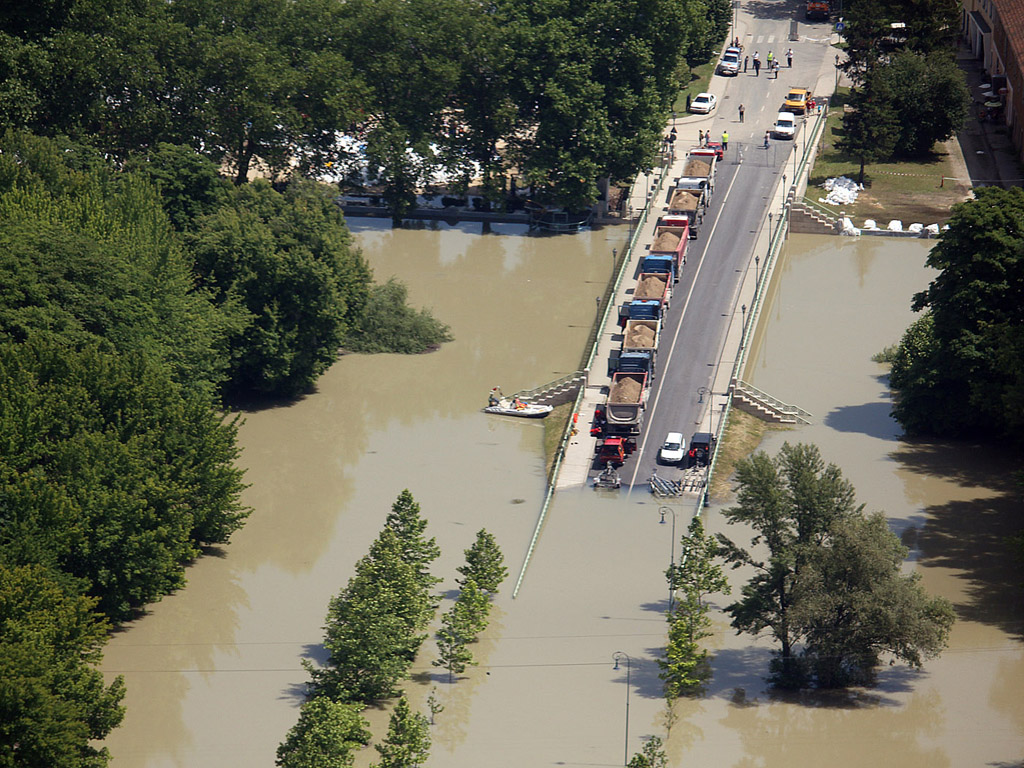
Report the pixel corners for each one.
[593,144,717,469]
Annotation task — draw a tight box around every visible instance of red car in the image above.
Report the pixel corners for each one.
[703,141,725,159]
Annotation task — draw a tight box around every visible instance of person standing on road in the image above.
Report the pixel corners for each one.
[722,131,729,151]
[744,55,749,72]
[767,51,774,70]
[764,131,770,149]
[753,51,760,76]
[698,129,704,145]
[787,48,794,67]
[738,104,745,122]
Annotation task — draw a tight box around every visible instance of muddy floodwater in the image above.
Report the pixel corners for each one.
[101,220,625,767]
[102,229,1024,768]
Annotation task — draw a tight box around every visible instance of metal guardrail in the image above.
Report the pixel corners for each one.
[512,162,673,599]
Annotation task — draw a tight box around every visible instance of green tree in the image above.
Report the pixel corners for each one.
[451,577,490,638]
[186,179,372,397]
[371,696,431,768]
[871,50,968,158]
[717,443,863,688]
[890,187,1024,440]
[0,339,249,619]
[719,443,954,689]
[315,528,435,702]
[660,517,729,698]
[432,577,489,682]
[0,564,126,768]
[432,609,475,682]
[837,78,900,182]
[0,131,241,398]
[791,513,954,687]
[840,0,959,82]
[456,529,508,595]
[628,735,668,768]
[345,278,452,355]
[383,489,442,595]
[275,697,369,768]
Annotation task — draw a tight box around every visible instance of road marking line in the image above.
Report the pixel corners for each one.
[625,162,747,493]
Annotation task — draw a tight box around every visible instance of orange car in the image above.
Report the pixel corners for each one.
[783,88,811,114]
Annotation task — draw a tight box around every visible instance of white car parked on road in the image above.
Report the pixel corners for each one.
[772,111,797,139]
[659,432,686,465]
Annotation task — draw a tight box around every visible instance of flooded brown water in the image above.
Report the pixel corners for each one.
[100,220,625,767]
[102,230,1024,768]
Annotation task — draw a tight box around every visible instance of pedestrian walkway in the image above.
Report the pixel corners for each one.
[954,44,1023,188]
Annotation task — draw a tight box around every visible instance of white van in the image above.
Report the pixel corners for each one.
[773,112,796,139]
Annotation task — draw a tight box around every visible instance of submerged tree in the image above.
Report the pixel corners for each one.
[456,529,508,595]
[660,517,729,698]
[718,442,952,688]
[889,187,1024,442]
[275,697,369,768]
[371,696,431,768]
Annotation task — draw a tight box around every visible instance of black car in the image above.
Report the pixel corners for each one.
[688,432,714,467]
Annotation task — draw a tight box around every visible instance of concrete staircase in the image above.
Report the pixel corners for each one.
[732,380,812,424]
[789,201,838,235]
[514,371,587,407]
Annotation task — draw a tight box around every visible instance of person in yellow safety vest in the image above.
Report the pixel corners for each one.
[722,131,729,151]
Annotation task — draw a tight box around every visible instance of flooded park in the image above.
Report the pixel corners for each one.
[101,225,1023,767]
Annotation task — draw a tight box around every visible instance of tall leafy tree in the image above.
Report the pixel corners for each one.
[791,513,955,687]
[384,490,441,595]
[0,564,126,768]
[315,528,435,702]
[660,517,729,698]
[866,51,968,158]
[456,529,508,595]
[719,443,953,688]
[275,697,369,768]
[186,179,371,398]
[837,79,900,183]
[717,443,863,687]
[432,608,475,683]
[840,0,958,82]
[890,188,1024,440]
[371,696,431,768]
[0,339,249,619]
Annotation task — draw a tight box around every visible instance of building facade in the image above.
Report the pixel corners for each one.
[962,0,1024,165]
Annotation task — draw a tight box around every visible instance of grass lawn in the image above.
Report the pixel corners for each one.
[544,402,575,480]
[673,61,717,116]
[807,89,972,226]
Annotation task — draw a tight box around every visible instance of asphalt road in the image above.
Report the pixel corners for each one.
[615,13,835,491]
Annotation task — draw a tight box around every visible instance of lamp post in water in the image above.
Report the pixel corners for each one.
[612,651,633,766]
[659,506,678,612]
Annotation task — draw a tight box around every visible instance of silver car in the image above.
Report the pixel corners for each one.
[718,49,741,76]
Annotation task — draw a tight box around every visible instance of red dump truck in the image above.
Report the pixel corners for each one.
[634,272,671,309]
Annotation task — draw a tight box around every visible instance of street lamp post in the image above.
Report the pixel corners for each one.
[612,248,618,274]
[835,53,841,92]
[659,506,677,612]
[755,254,760,285]
[612,652,633,766]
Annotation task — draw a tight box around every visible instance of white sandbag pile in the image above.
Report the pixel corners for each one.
[887,220,903,232]
[863,219,879,230]
[840,216,860,236]
[821,176,863,206]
